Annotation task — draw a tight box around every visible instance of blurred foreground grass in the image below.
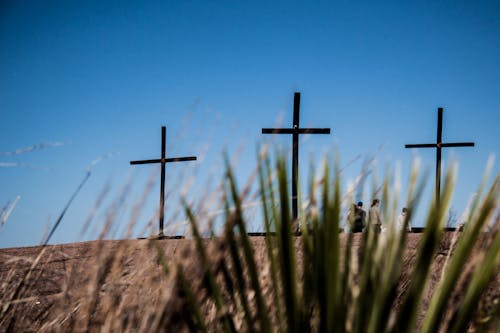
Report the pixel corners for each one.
[0,153,498,332]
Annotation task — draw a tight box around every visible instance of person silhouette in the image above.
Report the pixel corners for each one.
[350,201,366,233]
[369,198,383,233]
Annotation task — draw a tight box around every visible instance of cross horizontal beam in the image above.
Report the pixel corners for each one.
[441,142,475,148]
[405,142,474,149]
[130,156,197,165]
[262,128,331,134]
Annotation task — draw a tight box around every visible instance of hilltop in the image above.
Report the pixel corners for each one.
[0,233,498,332]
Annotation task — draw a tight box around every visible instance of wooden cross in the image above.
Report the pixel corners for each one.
[130,126,196,239]
[262,92,331,220]
[405,107,474,201]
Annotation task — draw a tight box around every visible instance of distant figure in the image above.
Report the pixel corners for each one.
[397,207,411,232]
[369,198,383,233]
[352,201,366,233]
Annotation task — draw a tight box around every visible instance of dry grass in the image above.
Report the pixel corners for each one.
[0,154,498,332]
[0,233,498,332]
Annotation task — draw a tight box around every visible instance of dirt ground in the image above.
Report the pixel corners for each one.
[0,233,498,332]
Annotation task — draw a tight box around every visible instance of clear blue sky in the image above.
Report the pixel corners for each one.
[1,1,499,248]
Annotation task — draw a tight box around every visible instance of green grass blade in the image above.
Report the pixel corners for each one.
[422,173,500,333]
[258,151,284,333]
[185,204,236,333]
[328,158,342,331]
[448,222,500,333]
[266,149,279,232]
[225,158,272,332]
[390,166,456,333]
[300,158,318,330]
[317,159,330,332]
[465,156,495,228]
[276,157,300,332]
[177,264,209,332]
[224,221,256,332]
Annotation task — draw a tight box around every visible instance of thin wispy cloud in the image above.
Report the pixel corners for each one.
[86,152,120,173]
[0,162,19,167]
[0,162,53,171]
[0,141,68,156]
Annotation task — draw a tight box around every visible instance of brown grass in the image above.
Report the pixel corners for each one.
[0,233,498,332]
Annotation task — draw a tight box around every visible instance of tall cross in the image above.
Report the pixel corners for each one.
[405,107,474,201]
[262,92,331,220]
[130,126,196,239]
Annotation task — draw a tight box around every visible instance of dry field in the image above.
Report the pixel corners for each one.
[0,233,498,332]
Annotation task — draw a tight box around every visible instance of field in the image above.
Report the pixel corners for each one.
[0,232,498,332]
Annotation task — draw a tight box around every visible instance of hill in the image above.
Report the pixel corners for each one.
[0,233,498,332]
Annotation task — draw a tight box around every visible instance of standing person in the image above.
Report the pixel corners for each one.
[369,199,383,233]
[397,207,411,232]
[348,202,366,233]
[353,201,366,233]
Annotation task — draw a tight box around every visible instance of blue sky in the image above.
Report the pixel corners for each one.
[1,1,499,248]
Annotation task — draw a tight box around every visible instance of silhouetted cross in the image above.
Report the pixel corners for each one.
[262,92,331,221]
[405,107,474,201]
[130,126,196,239]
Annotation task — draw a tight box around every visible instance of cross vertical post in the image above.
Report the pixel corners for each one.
[292,92,300,221]
[262,92,331,222]
[435,107,443,201]
[130,126,197,239]
[159,126,166,235]
[405,107,474,202]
